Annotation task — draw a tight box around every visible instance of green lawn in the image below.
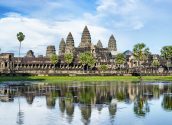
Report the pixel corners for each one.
[0,76,172,83]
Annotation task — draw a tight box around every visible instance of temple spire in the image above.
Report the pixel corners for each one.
[59,38,66,55]
[65,32,75,53]
[46,45,56,57]
[108,34,117,51]
[97,40,103,48]
[79,26,91,48]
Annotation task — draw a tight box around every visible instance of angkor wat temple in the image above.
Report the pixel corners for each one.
[0,26,171,75]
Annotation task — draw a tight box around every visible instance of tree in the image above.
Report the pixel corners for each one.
[162,95,172,111]
[151,59,160,73]
[115,53,125,73]
[87,54,96,70]
[50,54,58,69]
[79,52,88,71]
[161,46,172,72]
[100,64,108,73]
[79,52,95,72]
[64,53,73,69]
[17,32,25,68]
[133,43,150,78]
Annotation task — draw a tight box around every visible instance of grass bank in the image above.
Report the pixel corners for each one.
[0,76,172,83]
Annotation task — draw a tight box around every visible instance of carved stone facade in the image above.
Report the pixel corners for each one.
[65,32,75,54]
[46,45,56,57]
[58,26,118,64]
[79,26,92,48]
[108,35,117,51]
[97,40,103,48]
[59,38,66,55]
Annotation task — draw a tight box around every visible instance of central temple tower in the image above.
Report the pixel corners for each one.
[79,26,91,48]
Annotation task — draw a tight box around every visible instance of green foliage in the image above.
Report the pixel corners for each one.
[133,43,150,62]
[100,65,108,72]
[79,52,88,65]
[161,46,172,59]
[151,59,160,67]
[64,53,73,64]
[88,57,96,68]
[50,54,58,65]
[79,87,95,104]
[134,97,149,116]
[79,52,96,67]
[115,53,125,65]
[17,32,25,43]
[0,76,172,82]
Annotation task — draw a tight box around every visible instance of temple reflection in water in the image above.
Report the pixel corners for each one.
[0,82,172,124]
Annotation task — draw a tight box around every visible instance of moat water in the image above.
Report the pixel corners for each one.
[0,81,172,125]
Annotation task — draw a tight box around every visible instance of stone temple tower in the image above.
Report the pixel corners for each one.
[26,50,35,58]
[97,40,103,48]
[59,38,66,55]
[108,35,117,51]
[65,32,75,54]
[79,26,91,48]
[46,45,56,57]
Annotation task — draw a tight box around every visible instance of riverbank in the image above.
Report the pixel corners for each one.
[0,76,172,83]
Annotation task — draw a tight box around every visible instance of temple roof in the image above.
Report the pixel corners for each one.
[59,38,66,55]
[97,40,103,48]
[26,50,35,58]
[59,38,65,46]
[108,34,117,51]
[79,26,91,48]
[66,32,74,47]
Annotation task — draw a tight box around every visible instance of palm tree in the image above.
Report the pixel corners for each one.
[115,53,125,73]
[64,53,73,70]
[17,32,25,68]
[133,43,150,79]
[161,46,172,72]
[50,54,58,70]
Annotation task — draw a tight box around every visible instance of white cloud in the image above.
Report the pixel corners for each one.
[0,15,57,56]
[0,0,164,55]
[0,14,114,56]
[97,0,139,15]
[95,0,148,30]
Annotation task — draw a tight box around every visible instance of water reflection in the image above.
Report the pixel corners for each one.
[0,82,172,125]
[134,95,150,117]
[16,111,24,125]
[162,94,172,111]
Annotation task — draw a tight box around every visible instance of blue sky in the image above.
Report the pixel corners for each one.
[0,0,172,55]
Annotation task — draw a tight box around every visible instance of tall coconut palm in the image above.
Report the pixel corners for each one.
[133,43,150,79]
[17,32,25,68]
